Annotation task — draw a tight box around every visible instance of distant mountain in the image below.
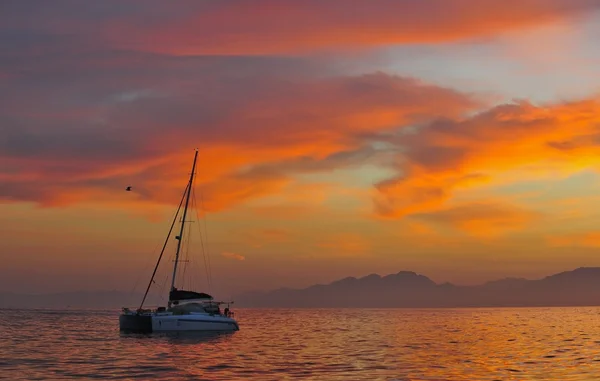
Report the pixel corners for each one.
[234,267,600,308]
[4,268,600,309]
[0,291,163,310]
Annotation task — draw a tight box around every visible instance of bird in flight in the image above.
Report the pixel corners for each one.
[125,186,132,191]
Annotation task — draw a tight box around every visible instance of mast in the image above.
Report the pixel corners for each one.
[169,149,198,305]
[137,181,189,312]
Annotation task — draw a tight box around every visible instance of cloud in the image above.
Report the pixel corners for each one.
[2,2,600,216]
[221,252,245,261]
[4,1,597,55]
[412,202,540,237]
[373,98,600,217]
[4,48,600,219]
[0,66,477,210]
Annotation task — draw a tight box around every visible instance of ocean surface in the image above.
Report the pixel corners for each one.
[2,308,600,380]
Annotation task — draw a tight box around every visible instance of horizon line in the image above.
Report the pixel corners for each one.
[2,266,598,296]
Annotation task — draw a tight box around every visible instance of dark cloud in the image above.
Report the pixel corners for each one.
[2,1,598,56]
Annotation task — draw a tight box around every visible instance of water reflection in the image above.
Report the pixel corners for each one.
[119,330,236,344]
[3,308,600,380]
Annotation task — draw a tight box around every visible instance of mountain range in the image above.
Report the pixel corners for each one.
[234,267,600,308]
[2,267,600,309]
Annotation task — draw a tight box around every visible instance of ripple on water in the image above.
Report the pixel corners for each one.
[3,308,600,380]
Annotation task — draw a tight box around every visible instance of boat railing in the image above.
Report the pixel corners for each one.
[122,307,161,314]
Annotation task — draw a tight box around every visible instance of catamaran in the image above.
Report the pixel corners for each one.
[119,150,239,333]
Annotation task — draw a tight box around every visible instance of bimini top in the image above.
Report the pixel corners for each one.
[169,289,213,301]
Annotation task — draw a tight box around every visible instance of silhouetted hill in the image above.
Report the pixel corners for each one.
[235,267,600,308]
[4,268,600,309]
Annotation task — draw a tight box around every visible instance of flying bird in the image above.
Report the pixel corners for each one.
[125,186,132,191]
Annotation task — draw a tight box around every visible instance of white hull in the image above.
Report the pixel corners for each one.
[119,311,239,333]
[152,313,238,332]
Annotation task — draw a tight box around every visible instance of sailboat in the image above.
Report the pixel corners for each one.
[119,150,239,333]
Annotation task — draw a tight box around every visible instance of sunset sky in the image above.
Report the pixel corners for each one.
[2,0,600,298]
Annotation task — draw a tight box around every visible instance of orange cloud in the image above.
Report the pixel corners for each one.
[374,98,600,218]
[3,3,600,221]
[221,252,245,261]
[412,202,540,237]
[95,1,600,55]
[1,73,477,211]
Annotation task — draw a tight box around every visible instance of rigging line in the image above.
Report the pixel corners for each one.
[153,264,169,289]
[190,217,205,292]
[138,181,190,311]
[157,271,170,303]
[188,193,202,290]
[193,182,212,293]
[189,252,202,290]
[190,189,204,292]
[128,239,161,299]
[155,275,169,304]
[200,188,213,292]
[169,150,198,299]
[155,249,173,301]
[190,173,203,284]
[181,216,192,287]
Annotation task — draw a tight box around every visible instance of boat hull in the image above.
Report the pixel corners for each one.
[119,313,239,333]
[119,314,153,333]
[152,314,238,332]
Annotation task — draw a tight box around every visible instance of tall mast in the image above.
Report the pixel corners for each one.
[169,149,198,300]
[137,181,189,311]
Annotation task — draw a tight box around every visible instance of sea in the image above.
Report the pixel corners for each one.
[2,307,600,380]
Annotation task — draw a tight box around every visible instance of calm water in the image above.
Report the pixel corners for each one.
[2,308,600,380]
